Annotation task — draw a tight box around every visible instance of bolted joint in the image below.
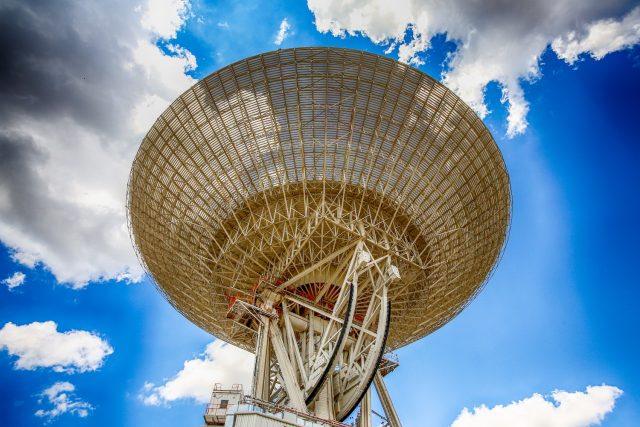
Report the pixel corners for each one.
[386,264,401,282]
[356,249,372,267]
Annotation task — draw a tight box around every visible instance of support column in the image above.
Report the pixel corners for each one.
[373,372,402,427]
[358,387,372,427]
[269,322,307,411]
[314,378,334,420]
[252,319,271,400]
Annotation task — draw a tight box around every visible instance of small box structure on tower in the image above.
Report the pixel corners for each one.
[204,384,244,425]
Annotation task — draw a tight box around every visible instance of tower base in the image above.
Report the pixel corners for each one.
[204,393,348,427]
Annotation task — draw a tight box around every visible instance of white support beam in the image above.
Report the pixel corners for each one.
[284,293,377,337]
[282,304,308,388]
[252,319,271,401]
[276,240,359,290]
[269,322,308,412]
[358,388,372,427]
[373,372,402,427]
[314,378,335,420]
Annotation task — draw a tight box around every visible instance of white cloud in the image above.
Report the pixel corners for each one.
[274,18,292,45]
[140,0,191,40]
[142,340,253,405]
[0,321,113,373]
[35,382,93,420]
[0,0,198,286]
[553,8,640,64]
[2,271,26,289]
[451,385,623,427]
[307,1,640,137]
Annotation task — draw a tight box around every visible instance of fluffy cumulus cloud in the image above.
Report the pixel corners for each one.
[274,18,292,45]
[552,7,640,64]
[0,321,113,373]
[451,385,623,427]
[0,0,197,287]
[35,382,93,420]
[142,340,253,405]
[2,271,26,289]
[307,0,640,137]
[140,0,192,39]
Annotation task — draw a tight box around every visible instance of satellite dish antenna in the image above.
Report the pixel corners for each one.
[128,47,510,425]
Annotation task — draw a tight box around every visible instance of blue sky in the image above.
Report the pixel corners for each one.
[0,0,639,426]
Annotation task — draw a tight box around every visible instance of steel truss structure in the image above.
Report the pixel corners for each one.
[128,47,511,425]
[249,242,396,421]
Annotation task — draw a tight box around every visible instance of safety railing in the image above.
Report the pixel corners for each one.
[240,395,350,427]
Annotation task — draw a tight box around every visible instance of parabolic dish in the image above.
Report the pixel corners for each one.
[127,47,510,352]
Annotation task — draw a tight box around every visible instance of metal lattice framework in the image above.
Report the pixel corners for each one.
[128,47,510,352]
[128,47,510,423]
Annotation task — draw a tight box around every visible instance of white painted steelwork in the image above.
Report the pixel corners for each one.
[128,47,511,426]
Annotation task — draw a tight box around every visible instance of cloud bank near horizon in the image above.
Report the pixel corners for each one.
[451,385,623,427]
